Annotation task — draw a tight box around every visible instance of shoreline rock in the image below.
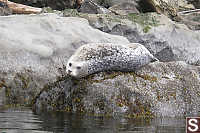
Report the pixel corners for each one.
[33,61,200,117]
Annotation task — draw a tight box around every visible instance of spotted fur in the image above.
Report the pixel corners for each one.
[66,43,158,78]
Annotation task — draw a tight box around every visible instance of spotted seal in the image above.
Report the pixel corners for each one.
[66,43,158,78]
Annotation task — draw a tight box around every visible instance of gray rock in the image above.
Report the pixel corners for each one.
[81,13,175,62]
[78,0,111,14]
[83,12,200,65]
[92,0,140,8]
[179,12,200,30]
[135,13,200,65]
[186,0,200,8]
[34,61,200,117]
[109,24,142,42]
[148,14,200,65]
[139,35,176,62]
[109,1,139,15]
[0,13,128,106]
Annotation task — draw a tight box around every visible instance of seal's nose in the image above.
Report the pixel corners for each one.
[68,70,72,74]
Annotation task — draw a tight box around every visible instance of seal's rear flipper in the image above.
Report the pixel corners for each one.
[151,57,159,63]
[149,54,159,63]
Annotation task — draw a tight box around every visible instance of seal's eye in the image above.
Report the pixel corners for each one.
[69,63,72,67]
[77,66,81,69]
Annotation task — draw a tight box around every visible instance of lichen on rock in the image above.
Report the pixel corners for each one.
[34,61,200,117]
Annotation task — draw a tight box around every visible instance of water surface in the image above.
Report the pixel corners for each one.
[0,108,185,133]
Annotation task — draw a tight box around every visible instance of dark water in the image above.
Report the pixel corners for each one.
[0,108,185,133]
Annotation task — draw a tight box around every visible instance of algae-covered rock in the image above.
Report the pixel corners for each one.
[34,61,200,117]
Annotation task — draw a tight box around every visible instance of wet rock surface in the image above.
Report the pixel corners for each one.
[34,61,200,117]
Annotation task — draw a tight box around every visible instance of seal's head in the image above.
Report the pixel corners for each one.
[66,60,88,78]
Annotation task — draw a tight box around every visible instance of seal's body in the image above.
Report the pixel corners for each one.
[66,43,157,78]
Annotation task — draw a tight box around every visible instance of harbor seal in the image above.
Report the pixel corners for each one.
[66,43,158,78]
